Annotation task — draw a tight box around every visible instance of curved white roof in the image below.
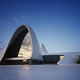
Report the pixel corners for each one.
[0,24,43,61]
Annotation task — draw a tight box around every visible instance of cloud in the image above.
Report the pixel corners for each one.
[13,17,19,23]
[13,15,26,23]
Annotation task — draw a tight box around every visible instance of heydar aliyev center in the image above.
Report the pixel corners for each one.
[0,24,43,64]
[0,24,80,65]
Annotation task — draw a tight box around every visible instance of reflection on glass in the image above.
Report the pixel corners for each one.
[18,32,32,59]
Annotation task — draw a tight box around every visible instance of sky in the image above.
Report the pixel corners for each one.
[0,0,80,52]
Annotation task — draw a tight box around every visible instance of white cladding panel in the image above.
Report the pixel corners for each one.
[29,26,43,60]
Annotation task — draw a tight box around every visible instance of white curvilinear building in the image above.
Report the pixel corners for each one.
[0,24,80,64]
[0,24,43,64]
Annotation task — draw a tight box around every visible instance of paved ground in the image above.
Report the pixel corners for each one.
[0,64,80,80]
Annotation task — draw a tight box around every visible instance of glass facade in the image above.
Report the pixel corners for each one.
[18,32,32,59]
